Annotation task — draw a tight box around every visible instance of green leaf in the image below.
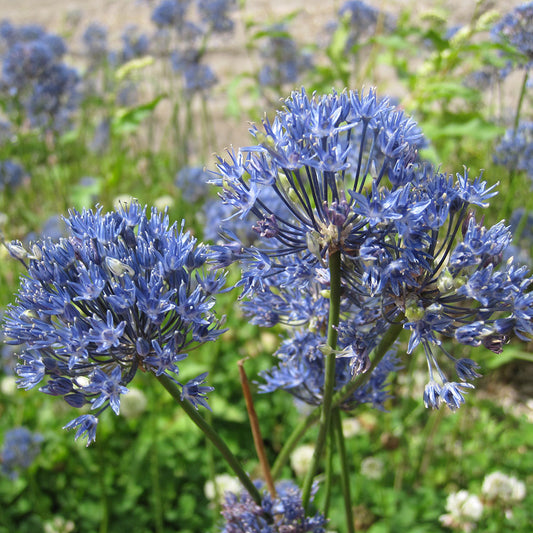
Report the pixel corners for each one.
[111,94,166,136]
[485,346,533,369]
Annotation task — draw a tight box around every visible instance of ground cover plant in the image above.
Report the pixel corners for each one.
[0,1,532,532]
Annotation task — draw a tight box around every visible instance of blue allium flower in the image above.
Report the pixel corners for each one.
[503,208,533,266]
[220,480,327,532]
[82,23,108,62]
[493,121,533,182]
[197,0,237,34]
[175,166,211,202]
[151,0,190,29]
[1,427,43,479]
[0,159,27,191]
[183,63,217,93]
[120,25,150,63]
[335,1,396,51]
[257,23,313,88]
[2,203,227,445]
[212,88,533,411]
[492,2,533,70]
[259,329,401,411]
[26,63,80,131]
[0,24,81,132]
[2,40,54,92]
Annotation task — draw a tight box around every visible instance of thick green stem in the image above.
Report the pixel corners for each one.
[156,373,262,505]
[301,250,342,509]
[323,427,334,517]
[333,409,355,533]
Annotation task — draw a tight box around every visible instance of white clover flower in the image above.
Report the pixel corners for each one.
[290,443,315,477]
[446,490,484,521]
[341,417,362,438]
[120,388,148,419]
[43,516,75,533]
[153,195,174,211]
[204,473,241,503]
[482,471,526,503]
[0,375,17,395]
[360,456,384,480]
[439,490,483,531]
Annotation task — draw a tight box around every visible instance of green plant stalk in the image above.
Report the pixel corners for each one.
[501,69,530,220]
[96,441,109,533]
[513,70,529,134]
[156,373,262,506]
[301,250,342,509]
[323,427,334,517]
[149,396,164,533]
[271,409,320,480]
[333,408,355,533]
[271,319,405,478]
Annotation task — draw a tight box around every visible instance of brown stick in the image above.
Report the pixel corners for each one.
[238,357,277,497]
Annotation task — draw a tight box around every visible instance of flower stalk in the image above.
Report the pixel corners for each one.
[301,250,342,509]
[156,373,263,506]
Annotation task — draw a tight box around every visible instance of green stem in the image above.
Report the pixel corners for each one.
[149,397,164,533]
[155,373,262,505]
[301,250,342,509]
[333,409,355,533]
[500,70,530,220]
[271,318,405,477]
[323,426,334,517]
[333,319,404,408]
[513,70,529,134]
[270,409,320,480]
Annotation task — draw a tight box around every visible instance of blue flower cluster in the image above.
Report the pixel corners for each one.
[220,480,327,533]
[0,21,80,133]
[503,208,533,267]
[150,0,236,94]
[0,427,43,479]
[494,121,533,182]
[2,203,227,445]
[334,1,396,52]
[492,2,533,70]
[211,88,533,411]
[0,159,27,192]
[257,23,313,89]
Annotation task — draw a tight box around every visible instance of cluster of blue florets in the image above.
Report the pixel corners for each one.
[0,20,80,133]
[492,1,533,70]
[211,88,533,411]
[220,480,328,533]
[3,203,228,445]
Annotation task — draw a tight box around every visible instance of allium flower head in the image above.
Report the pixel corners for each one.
[82,23,109,62]
[494,121,533,182]
[336,1,396,51]
[0,159,27,191]
[0,24,80,132]
[492,2,533,69]
[151,0,190,29]
[2,203,227,445]
[1,426,43,479]
[212,88,533,411]
[220,480,328,532]
[257,24,313,88]
[197,0,237,34]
